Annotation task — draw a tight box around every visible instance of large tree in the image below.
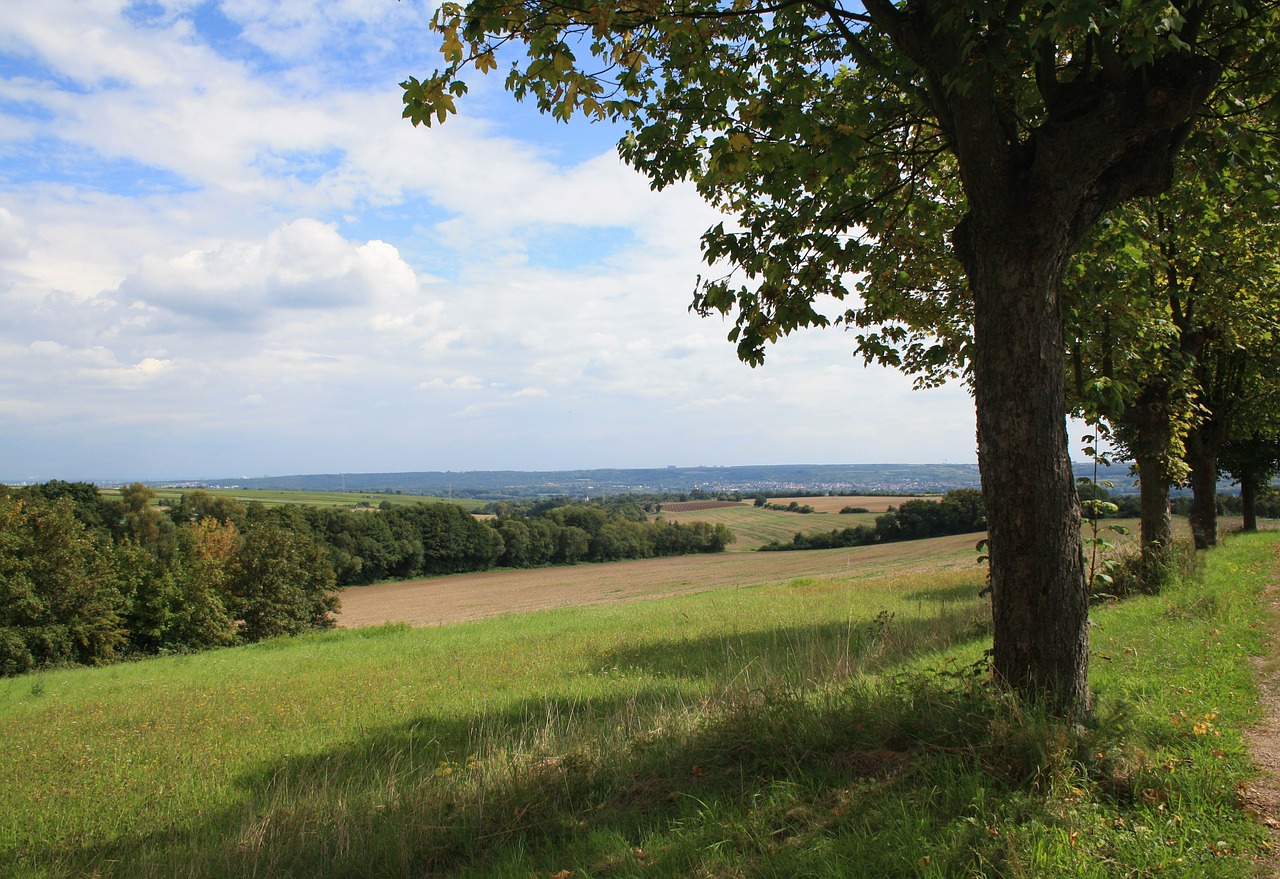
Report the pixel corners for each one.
[404,1,1278,712]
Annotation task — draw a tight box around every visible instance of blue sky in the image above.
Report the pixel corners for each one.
[0,0,988,483]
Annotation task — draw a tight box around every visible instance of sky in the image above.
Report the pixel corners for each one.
[0,0,992,483]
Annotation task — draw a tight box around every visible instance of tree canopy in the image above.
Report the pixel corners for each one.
[408,1,1273,365]
[405,0,1280,712]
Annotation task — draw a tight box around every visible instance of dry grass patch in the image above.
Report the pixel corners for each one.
[337,533,984,628]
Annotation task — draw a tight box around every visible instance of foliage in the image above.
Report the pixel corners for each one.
[406,0,1270,367]
[0,495,126,675]
[228,524,339,642]
[0,484,341,676]
[760,500,817,513]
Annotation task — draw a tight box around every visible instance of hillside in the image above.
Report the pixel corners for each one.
[2,533,1275,878]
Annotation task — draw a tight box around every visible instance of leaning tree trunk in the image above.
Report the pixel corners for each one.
[959,218,1090,714]
[1185,424,1219,549]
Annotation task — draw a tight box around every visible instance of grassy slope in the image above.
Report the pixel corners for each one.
[2,534,1276,878]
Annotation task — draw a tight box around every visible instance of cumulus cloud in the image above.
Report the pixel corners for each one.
[117,219,419,327]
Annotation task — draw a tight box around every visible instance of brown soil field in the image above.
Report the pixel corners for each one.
[659,500,747,512]
[337,531,985,629]
[766,495,942,513]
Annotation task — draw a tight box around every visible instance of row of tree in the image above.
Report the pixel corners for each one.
[0,482,735,675]
[260,496,734,585]
[760,490,986,552]
[1066,138,1280,576]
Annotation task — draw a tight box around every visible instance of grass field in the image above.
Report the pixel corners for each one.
[2,530,1276,877]
[101,486,486,512]
[653,496,954,551]
[652,505,880,550]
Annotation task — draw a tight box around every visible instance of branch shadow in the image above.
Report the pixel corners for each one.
[33,610,1003,879]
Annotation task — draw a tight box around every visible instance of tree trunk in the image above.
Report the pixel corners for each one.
[1185,425,1219,549]
[958,219,1090,715]
[1135,454,1174,569]
[1241,472,1258,532]
[1119,385,1175,576]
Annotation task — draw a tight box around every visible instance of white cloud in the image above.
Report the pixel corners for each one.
[417,375,486,391]
[116,219,419,327]
[0,0,981,481]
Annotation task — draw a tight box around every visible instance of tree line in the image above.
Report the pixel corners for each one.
[0,482,734,676]
[759,490,986,552]
[0,481,337,676]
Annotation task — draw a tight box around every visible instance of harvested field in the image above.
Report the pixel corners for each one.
[337,531,985,628]
[659,500,747,512]
[765,494,942,513]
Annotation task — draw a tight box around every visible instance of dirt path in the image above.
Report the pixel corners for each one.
[1245,573,1280,876]
[335,532,983,629]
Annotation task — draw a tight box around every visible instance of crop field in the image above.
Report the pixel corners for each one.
[765,494,942,513]
[336,531,987,628]
[651,504,884,550]
[656,500,745,512]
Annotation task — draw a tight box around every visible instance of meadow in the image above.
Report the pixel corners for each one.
[1,530,1275,877]
[651,503,881,551]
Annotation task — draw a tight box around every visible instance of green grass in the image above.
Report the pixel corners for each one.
[103,486,486,512]
[2,535,1277,877]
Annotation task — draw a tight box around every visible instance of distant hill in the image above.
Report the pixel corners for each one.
[165,462,1141,501]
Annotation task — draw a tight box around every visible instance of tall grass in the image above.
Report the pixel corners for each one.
[2,535,1276,877]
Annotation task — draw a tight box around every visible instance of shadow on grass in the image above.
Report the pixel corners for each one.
[903,581,986,605]
[592,603,989,683]
[32,610,1076,879]
[47,691,1016,878]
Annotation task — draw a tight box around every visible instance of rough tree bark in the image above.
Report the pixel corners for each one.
[937,47,1221,710]
[958,216,1091,710]
[1136,457,1175,563]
